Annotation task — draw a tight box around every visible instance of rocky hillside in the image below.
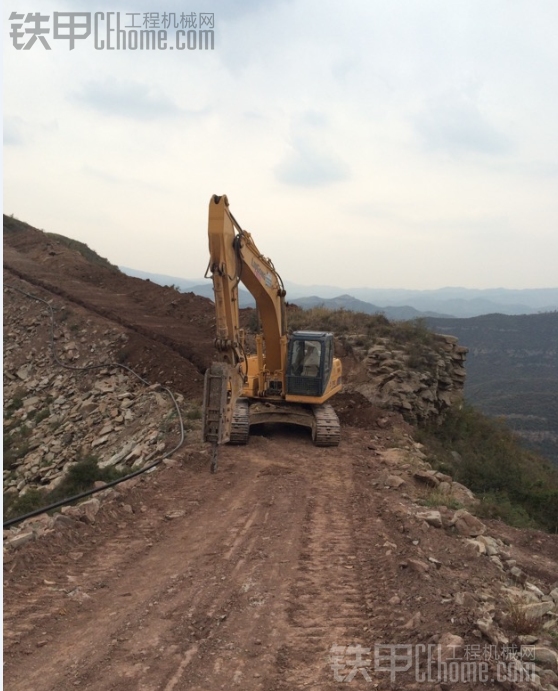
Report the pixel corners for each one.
[3,280,188,506]
[3,215,216,518]
[3,215,216,394]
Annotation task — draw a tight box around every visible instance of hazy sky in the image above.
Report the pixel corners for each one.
[4,0,558,289]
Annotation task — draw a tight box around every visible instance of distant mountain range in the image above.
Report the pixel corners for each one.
[285,294,450,320]
[120,267,558,319]
[428,312,558,465]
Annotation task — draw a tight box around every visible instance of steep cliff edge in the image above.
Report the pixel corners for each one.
[429,312,558,464]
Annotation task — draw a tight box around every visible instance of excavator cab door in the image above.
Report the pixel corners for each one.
[286,331,334,397]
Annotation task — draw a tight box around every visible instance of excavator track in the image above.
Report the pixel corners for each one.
[229,398,249,445]
[312,403,341,447]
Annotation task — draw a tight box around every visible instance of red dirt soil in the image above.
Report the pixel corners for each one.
[4,219,215,399]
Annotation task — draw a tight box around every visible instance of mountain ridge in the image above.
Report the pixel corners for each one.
[120,266,558,318]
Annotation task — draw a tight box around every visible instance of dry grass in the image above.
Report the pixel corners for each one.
[503,598,544,635]
[417,486,462,511]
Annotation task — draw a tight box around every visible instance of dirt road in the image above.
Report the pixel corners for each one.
[5,427,396,691]
[7,430,558,691]
[10,420,545,691]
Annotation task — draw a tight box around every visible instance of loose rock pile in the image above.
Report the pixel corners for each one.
[370,437,558,689]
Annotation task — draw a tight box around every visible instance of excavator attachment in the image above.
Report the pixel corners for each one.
[203,362,247,444]
[202,363,231,446]
[202,361,245,470]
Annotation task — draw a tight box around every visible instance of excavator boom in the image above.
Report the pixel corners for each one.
[207,195,287,372]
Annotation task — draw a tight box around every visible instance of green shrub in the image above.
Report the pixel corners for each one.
[3,456,128,520]
[186,406,202,420]
[416,404,558,533]
[474,492,536,529]
[3,489,46,519]
[3,427,31,470]
[35,407,51,424]
[48,455,126,502]
[5,387,26,415]
[417,487,463,511]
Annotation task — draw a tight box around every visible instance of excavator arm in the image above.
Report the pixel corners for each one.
[203,194,287,453]
[207,194,287,371]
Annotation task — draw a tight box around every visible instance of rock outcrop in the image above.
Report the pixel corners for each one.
[352,333,468,424]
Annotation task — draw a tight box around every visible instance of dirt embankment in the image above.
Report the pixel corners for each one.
[4,218,216,397]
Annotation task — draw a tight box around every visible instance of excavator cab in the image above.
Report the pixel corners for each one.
[286,331,334,398]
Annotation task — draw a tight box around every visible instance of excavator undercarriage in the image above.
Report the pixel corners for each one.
[202,365,341,449]
[246,400,340,447]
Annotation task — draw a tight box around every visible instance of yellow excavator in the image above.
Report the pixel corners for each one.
[202,195,342,466]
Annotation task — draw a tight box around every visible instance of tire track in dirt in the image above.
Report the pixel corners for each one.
[4,439,308,691]
[4,460,228,690]
[156,443,307,691]
[4,430,390,691]
[4,469,211,649]
[275,437,372,690]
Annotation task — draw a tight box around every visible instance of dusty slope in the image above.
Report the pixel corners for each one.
[4,217,215,398]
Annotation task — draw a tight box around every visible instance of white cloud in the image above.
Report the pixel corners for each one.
[3,117,25,146]
[275,139,350,186]
[275,111,350,187]
[73,79,191,120]
[3,0,558,289]
[414,90,513,156]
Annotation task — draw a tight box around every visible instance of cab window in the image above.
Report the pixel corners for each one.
[290,340,322,377]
